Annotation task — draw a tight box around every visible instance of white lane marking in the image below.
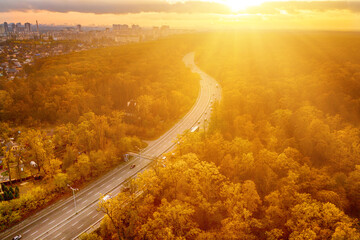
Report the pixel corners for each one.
[92,215,98,219]
[54,232,62,238]
[66,209,72,214]
[41,218,49,223]
[23,229,30,234]
[30,230,38,236]
[63,205,69,210]
[88,190,94,195]
[87,211,93,216]
[49,219,56,225]
[14,60,211,239]
[78,224,84,229]
[83,199,88,204]
[71,221,78,227]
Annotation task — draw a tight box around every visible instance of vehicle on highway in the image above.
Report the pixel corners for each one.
[12,235,22,240]
[190,126,199,133]
[0,52,219,240]
[102,195,111,202]
[130,164,136,169]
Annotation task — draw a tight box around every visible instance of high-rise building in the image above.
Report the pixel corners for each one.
[0,25,5,35]
[25,22,31,32]
[113,24,129,31]
[15,23,22,32]
[132,24,141,31]
[76,24,81,32]
[3,22,9,33]
[36,20,39,34]
[10,23,15,32]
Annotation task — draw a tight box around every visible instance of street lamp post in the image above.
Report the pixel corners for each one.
[204,118,208,139]
[136,146,142,162]
[67,184,79,214]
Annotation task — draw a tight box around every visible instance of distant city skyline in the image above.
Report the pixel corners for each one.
[0,1,360,30]
[0,21,172,31]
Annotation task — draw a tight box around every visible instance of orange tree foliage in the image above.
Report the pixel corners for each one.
[196,31,360,237]
[0,112,144,231]
[99,154,263,239]
[98,32,360,239]
[98,153,359,239]
[0,36,200,230]
[0,36,199,139]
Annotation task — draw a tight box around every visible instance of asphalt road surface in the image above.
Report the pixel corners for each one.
[0,52,221,240]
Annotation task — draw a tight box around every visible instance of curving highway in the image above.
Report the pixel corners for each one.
[0,52,221,240]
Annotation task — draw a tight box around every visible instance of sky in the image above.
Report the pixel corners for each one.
[0,0,359,30]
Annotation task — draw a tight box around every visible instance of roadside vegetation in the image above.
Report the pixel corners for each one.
[94,32,360,239]
[0,36,199,231]
[0,37,199,138]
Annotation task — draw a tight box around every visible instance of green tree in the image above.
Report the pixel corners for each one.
[14,186,19,198]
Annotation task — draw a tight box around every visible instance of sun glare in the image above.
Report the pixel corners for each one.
[224,0,265,12]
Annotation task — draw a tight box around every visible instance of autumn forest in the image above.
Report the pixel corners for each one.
[1,32,360,239]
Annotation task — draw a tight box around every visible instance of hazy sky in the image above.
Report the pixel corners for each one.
[0,0,359,30]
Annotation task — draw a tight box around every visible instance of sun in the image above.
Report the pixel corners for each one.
[224,0,265,12]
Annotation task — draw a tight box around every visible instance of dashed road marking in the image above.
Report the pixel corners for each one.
[66,209,73,214]
[30,230,38,236]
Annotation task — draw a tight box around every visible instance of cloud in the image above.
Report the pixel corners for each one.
[246,1,360,15]
[0,0,231,14]
[1,0,360,15]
